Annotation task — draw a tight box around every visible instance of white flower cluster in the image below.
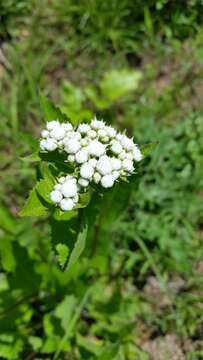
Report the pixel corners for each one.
[50,175,79,211]
[40,117,143,211]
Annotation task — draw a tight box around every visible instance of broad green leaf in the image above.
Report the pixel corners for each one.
[65,214,88,272]
[53,208,77,221]
[0,206,17,234]
[39,95,70,123]
[36,178,54,204]
[56,243,69,269]
[19,186,48,217]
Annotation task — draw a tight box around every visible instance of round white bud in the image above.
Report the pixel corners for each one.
[101,174,115,188]
[50,127,66,140]
[45,139,58,151]
[125,152,133,160]
[50,190,63,203]
[121,136,134,151]
[61,181,78,197]
[96,157,112,175]
[78,178,89,187]
[67,154,75,162]
[93,172,101,184]
[80,163,94,179]
[106,126,116,138]
[98,129,107,138]
[65,139,81,154]
[41,130,49,138]
[75,149,89,164]
[111,140,123,154]
[133,146,143,161]
[112,170,120,180]
[73,194,79,203]
[89,158,97,168]
[60,198,75,211]
[88,140,106,157]
[40,139,47,150]
[62,123,73,131]
[110,158,121,170]
[88,130,97,138]
[91,118,104,129]
[46,120,60,131]
[122,159,134,172]
[54,184,62,191]
[58,176,66,184]
[78,123,90,134]
[80,138,88,146]
[118,151,127,160]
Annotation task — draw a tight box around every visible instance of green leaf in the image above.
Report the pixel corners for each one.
[36,178,54,204]
[140,142,158,156]
[0,237,16,272]
[19,185,48,217]
[56,243,69,269]
[0,206,17,234]
[65,214,88,272]
[20,151,40,162]
[39,95,70,123]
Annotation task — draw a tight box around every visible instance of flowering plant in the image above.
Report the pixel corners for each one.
[20,97,151,270]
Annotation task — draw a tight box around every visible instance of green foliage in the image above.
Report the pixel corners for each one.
[0,0,203,358]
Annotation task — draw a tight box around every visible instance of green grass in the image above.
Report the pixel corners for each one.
[0,1,203,358]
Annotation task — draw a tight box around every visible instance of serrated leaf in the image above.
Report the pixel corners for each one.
[36,178,54,204]
[65,214,88,272]
[40,95,70,123]
[19,186,48,217]
[56,243,69,268]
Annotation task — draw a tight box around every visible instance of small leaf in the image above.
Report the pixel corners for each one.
[36,178,54,204]
[65,214,88,272]
[21,152,40,162]
[140,142,158,156]
[39,95,70,123]
[56,243,69,268]
[19,186,48,217]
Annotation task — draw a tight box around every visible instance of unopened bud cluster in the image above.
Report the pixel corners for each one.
[40,117,143,211]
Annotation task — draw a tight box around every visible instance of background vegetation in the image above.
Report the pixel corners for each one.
[0,0,203,359]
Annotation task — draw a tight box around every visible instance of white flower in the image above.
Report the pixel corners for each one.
[50,127,66,140]
[112,170,120,180]
[106,126,116,138]
[88,140,106,157]
[54,184,62,191]
[50,190,63,203]
[78,123,90,134]
[61,180,78,197]
[78,178,89,187]
[41,130,49,138]
[67,155,75,162]
[80,138,88,146]
[65,139,81,154]
[40,139,47,150]
[88,130,97,138]
[120,135,134,151]
[60,198,75,211]
[96,157,112,175]
[93,172,101,184]
[72,132,81,140]
[58,176,66,184]
[111,140,123,154]
[98,129,107,138]
[116,133,123,141]
[89,158,97,168]
[75,149,89,164]
[45,139,58,151]
[80,163,94,179]
[110,158,121,170]
[101,174,115,188]
[118,151,127,160]
[125,152,133,160]
[46,120,60,131]
[91,118,104,129]
[122,159,134,172]
[73,194,79,203]
[62,123,73,131]
[133,146,143,161]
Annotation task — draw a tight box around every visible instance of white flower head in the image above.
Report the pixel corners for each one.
[75,149,89,164]
[90,117,105,130]
[122,159,134,173]
[50,126,66,140]
[50,190,63,203]
[46,120,60,131]
[93,172,101,184]
[133,145,143,161]
[45,139,58,151]
[65,139,81,154]
[80,163,94,179]
[78,123,90,134]
[96,156,112,175]
[61,179,78,197]
[88,140,106,157]
[101,174,115,188]
[111,140,123,154]
[60,198,75,211]
[78,178,89,187]
[41,130,49,138]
